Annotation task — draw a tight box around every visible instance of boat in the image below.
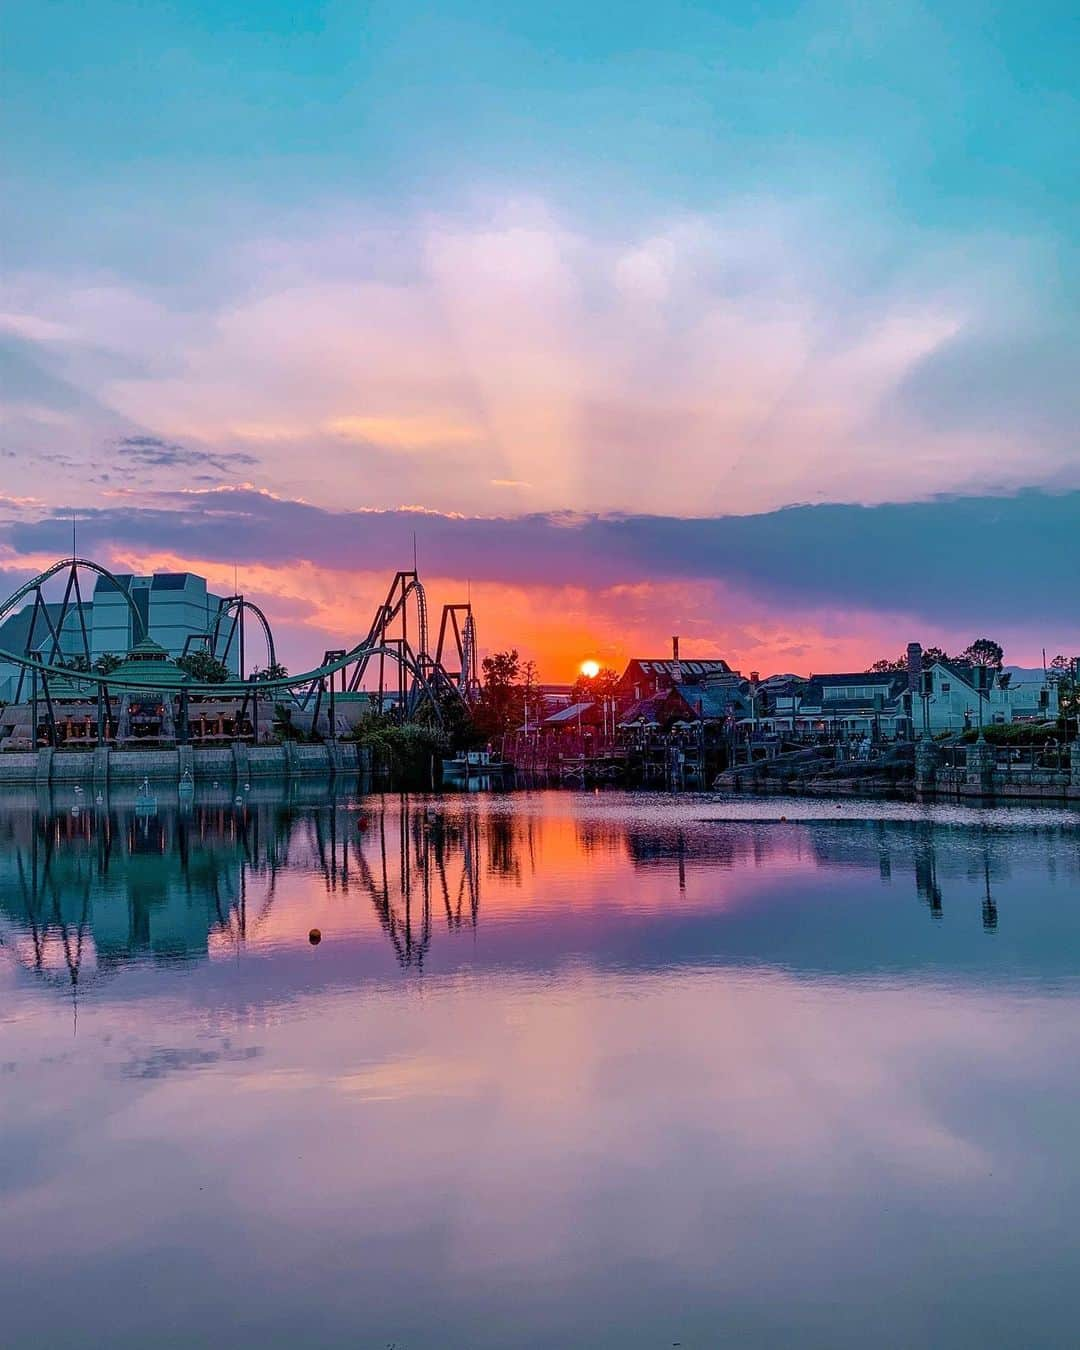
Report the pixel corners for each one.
[441,749,512,784]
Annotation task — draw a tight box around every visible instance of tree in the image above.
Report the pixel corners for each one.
[252,661,289,681]
[177,650,230,683]
[959,637,1004,670]
[474,649,526,738]
[867,646,951,675]
[57,653,91,673]
[570,665,620,703]
[1048,655,1079,724]
[93,652,122,676]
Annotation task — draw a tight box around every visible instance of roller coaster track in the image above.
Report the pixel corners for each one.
[0,558,475,716]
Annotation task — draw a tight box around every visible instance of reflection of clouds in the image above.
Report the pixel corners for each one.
[119,1043,261,1081]
[3,795,1080,1342]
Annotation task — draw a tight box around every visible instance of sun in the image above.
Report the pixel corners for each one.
[580,659,601,679]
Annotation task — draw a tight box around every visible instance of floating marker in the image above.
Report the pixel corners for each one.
[308,928,322,945]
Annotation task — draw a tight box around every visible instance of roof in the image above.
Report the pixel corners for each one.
[107,637,190,686]
[618,693,670,726]
[800,671,908,709]
[93,572,133,594]
[670,681,749,721]
[810,671,905,687]
[543,701,596,724]
[622,658,732,679]
[927,659,989,691]
[0,601,90,655]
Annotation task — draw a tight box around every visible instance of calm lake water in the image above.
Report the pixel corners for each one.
[2,785,1080,1348]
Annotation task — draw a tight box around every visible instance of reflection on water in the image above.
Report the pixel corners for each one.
[2,787,1080,1348]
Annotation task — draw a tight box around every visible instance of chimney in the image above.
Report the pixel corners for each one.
[672,636,680,662]
[906,642,922,692]
[671,635,682,684]
[750,670,760,685]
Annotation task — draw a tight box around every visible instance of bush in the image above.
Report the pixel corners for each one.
[957,722,1061,746]
[346,714,448,781]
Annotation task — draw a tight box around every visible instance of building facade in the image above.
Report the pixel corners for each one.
[0,570,237,702]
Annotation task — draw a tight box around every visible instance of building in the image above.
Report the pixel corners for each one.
[88,571,236,669]
[916,659,1057,733]
[781,670,911,739]
[0,570,237,702]
[616,656,733,703]
[0,603,87,701]
[758,646,1059,740]
[0,635,276,749]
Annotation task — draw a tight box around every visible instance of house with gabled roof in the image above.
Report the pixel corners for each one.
[785,670,909,738]
[917,659,1056,733]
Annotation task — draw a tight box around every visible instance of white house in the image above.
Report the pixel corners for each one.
[916,661,1057,734]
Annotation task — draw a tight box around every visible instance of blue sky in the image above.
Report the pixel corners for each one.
[1,1,1077,670]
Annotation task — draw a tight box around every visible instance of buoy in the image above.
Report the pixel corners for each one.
[780,815,787,822]
[356,815,369,831]
[308,928,322,945]
[234,796,243,805]
[244,783,250,791]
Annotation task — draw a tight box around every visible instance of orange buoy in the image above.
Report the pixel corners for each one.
[308,928,322,945]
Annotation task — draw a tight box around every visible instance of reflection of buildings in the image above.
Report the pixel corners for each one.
[0,570,237,703]
[624,816,1080,934]
[3,793,1074,998]
[0,792,491,989]
[0,804,252,989]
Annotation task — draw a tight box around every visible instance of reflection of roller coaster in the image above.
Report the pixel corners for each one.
[0,558,480,744]
[0,794,484,994]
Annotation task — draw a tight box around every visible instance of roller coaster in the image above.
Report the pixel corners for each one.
[0,557,480,742]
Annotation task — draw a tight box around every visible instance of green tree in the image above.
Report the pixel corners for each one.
[93,652,123,676]
[1048,655,1079,726]
[570,665,620,703]
[474,649,526,738]
[252,661,289,681]
[57,653,91,673]
[959,637,1004,670]
[177,650,230,683]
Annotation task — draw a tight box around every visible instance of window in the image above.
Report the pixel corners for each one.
[941,682,951,694]
[823,685,888,702]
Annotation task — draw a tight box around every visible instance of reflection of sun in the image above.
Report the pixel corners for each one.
[580,660,601,679]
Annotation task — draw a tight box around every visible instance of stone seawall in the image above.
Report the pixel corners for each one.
[0,743,369,786]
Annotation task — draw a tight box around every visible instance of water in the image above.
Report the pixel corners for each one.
[2,785,1079,1349]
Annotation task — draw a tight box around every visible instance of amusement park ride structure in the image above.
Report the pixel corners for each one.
[0,558,480,747]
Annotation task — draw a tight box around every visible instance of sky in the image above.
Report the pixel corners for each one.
[1,0,1077,678]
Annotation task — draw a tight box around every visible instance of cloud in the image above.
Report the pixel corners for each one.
[114,434,257,474]
[1,486,1076,675]
[3,197,1076,519]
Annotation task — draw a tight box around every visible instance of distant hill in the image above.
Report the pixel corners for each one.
[1005,666,1051,683]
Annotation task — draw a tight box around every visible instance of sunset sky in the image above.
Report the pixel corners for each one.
[2,1,1077,678]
